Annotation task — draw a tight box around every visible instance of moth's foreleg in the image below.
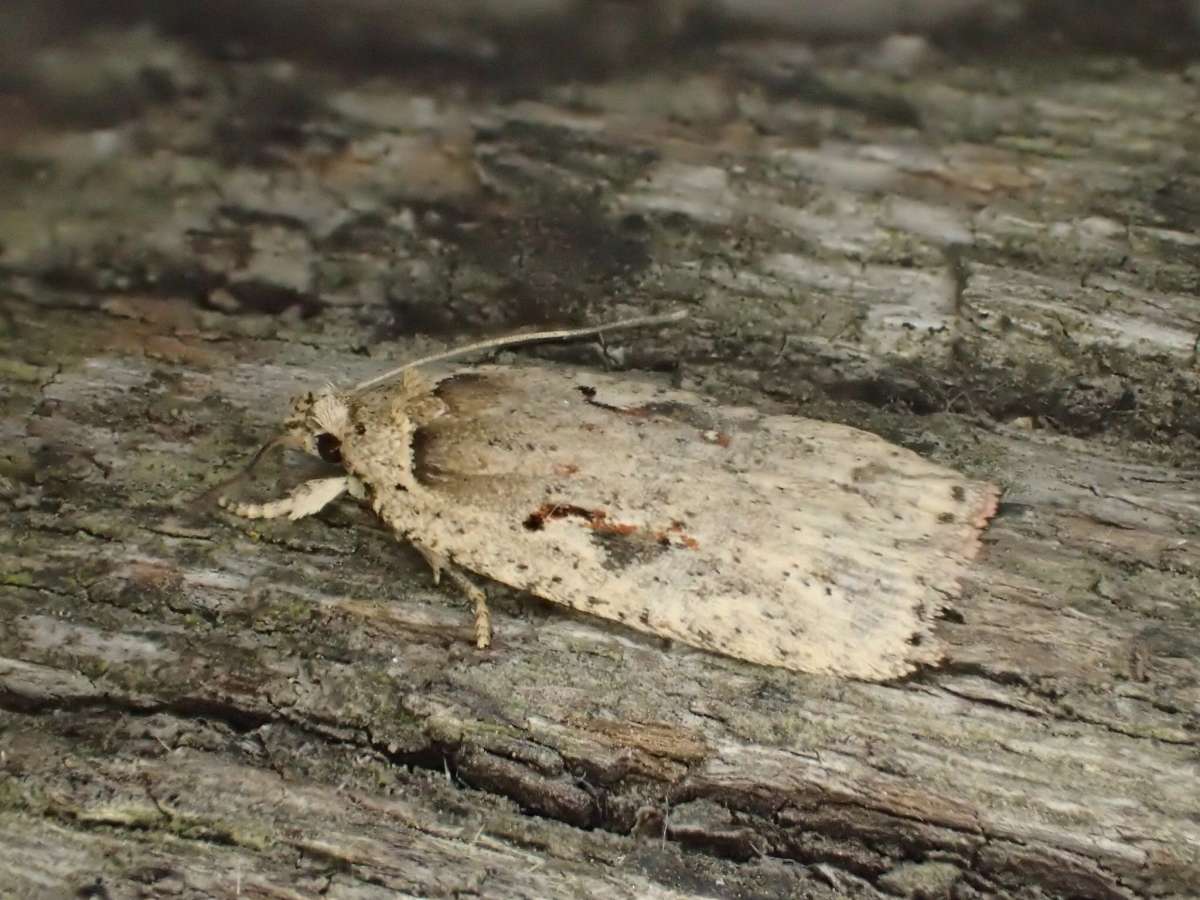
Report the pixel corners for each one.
[219,476,360,521]
[413,543,492,650]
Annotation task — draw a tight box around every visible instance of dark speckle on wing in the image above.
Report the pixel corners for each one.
[591,529,673,571]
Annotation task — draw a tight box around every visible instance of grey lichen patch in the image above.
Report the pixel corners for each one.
[0,772,47,816]
[0,571,37,589]
[0,358,55,384]
[159,813,276,853]
[878,860,963,897]
[380,193,652,342]
[236,590,331,644]
[73,802,172,832]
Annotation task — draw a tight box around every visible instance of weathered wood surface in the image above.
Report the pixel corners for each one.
[2,10,1199,899]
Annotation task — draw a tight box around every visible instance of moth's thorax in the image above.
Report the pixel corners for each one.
[280,369,447,494]
[339,371,449,500]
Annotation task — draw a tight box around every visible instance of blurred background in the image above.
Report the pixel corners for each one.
[4,1,1199,79]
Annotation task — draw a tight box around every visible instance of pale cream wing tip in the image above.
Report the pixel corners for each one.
[899,480,1001,679]
[963,481,1002,557]
[974,481,1002,529]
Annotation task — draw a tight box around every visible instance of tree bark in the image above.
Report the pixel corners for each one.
[1,9,1198,899]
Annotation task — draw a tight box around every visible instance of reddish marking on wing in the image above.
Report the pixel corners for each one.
[596,516,638,536]
[523,504,698,549]
[523,503,637,535]
[653,519,700,549]
[553,463,580,476]
[523,502,590,530]
[702,430,733,447]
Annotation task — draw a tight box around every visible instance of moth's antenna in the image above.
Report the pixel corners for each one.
[196,433,293,507]
[351,309,686,394]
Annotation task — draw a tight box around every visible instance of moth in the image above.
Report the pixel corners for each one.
[220,312,998,680]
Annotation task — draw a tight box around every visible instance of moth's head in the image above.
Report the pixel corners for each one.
[282,386,352,464]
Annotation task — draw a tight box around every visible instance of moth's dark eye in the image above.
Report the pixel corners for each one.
[315,432,343,463]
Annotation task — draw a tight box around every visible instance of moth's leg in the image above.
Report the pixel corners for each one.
[219,476,360,521]
[413,543,492,650]
[593,333,624,370]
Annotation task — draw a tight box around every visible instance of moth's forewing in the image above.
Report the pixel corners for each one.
[337,365,997,680]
